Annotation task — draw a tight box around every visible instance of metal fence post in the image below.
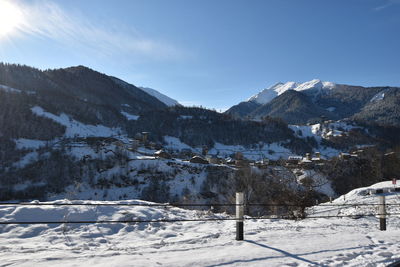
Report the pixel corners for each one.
[379,195,386,231]
[236,192,244,241]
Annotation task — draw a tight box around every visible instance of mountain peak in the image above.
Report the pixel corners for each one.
[248,79,336,105]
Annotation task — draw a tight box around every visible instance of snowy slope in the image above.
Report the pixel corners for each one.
[1,181,400,266]
[120,111,139,121]
[0,84,22,93]
[370,89,387,102]
[0,84,35,94]
[164,133,343,160]
[139,87,180,107]
[248,79,336,104]
[289,121,361,140]
[164,136,295,160]
[31,106,122,138]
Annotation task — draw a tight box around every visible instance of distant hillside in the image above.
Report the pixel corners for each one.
[226,79,399,127]
[316,85,383,119]
[0,63,302,147]
[223,101,261,118]
[250,90,336,124]
[0,64,167,130]
[131,105,296,147]
[352,87,400,127]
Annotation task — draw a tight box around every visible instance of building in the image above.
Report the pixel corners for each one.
[287,156,303,164]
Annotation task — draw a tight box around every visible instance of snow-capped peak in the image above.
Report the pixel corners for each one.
[247,79,336,105]
[296,79,323,91]
[139,87,180,107]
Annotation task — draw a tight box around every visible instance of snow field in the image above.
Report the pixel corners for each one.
[1,182,400,266]
[0,84,35,95]
[31,106,122,138]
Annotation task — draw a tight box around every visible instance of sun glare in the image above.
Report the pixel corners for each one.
[0,1,23,38]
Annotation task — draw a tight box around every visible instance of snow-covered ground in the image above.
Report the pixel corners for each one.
[309,181,400,218]
[31,106,123,138]
[296,169,335,197]
[0,84,35,95]
[164,120,363,161]
[14,138,48,150]
[1,182,400,266]
[289,121,360,140]
[24,104,359,162]
[120,111,139,121]
[0,84,23,94]
[164,136,294,161]
[209,142,292,161]
[288,121,367,158]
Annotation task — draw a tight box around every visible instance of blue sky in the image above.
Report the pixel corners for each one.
[0,0,399,110]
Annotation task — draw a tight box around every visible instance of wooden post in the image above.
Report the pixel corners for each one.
[236,192,244,241]
[379,195,386,231]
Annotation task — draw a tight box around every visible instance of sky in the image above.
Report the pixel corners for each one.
[0,0,399,111]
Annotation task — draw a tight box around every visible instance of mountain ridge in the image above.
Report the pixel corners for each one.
[248,79,336,105]
[139,86,180,107]
[226,79,400,127]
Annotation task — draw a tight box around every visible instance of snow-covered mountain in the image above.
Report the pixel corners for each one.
[248,79,336,105]
[1,63,400,209]
[139,86,180,107]
[226,79,400,126]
